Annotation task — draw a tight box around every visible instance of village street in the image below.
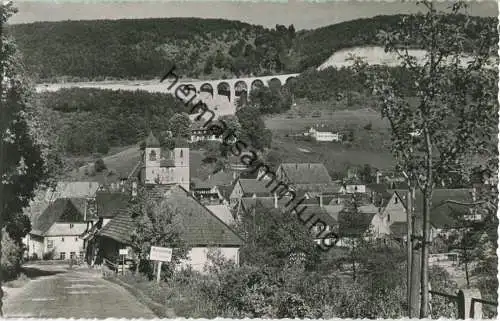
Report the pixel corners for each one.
[3,264,156,318]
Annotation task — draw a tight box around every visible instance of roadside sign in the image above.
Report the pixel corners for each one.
[119,249,128,255]
[149,246,172,262]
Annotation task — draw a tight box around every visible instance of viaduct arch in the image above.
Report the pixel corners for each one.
[175,73,300,106]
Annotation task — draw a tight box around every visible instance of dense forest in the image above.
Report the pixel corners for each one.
[36,88,187,156]
[7,14,496,81]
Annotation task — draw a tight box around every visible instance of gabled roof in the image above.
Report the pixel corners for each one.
[238,179,272,197]
[31,198,85,236]
[294,183,343,195]
[96,192,131,218]
[279,163,332,184]
[98,185,244,247]
[97,209,135,244]
[292,204,338,228]
[205,205,235,226]
[391,188,476,229]
[196,171,235,189]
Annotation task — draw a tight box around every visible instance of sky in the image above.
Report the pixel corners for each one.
[9,0,498,30]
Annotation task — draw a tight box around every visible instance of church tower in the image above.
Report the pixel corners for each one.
[144,131,161,184]
[173,138,190,191]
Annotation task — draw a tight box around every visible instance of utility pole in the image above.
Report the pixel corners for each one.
[0,5,5,316]
[410,186,421,318]
[406,188,412,317]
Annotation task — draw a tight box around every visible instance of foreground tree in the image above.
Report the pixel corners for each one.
[236,202,320,270]
[128,188,189,277]
[352,1,497,317]
[0,2,48,316]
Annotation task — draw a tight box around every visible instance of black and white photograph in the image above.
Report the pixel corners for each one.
[0,0,498,319]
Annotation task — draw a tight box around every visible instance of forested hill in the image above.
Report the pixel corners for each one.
[7,15,496,81]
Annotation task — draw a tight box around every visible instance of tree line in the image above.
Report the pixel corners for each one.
[7,15,495,81]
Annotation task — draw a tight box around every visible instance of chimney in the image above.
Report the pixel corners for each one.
[274,193,278,208]
[319,194,323,207]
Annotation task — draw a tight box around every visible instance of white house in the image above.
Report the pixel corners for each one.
[94,185,244,273]
[308,127,341,142]
[27,198,90,260]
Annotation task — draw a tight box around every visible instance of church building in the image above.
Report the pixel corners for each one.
[142,132,190,191]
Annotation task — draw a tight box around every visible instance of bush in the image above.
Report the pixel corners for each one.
[42,249,56,260]
[1,230,23,280]
[94,158,107,172]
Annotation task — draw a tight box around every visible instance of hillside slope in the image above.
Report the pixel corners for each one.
[8,15,496,81]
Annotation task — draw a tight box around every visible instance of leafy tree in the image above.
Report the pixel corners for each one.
[359,164,375,184]
[94,158,107,172]
[337,194,372,281]
[202,141,220,163]
[352,1,497,316]
[129,187,190,277]
[236,107,272,151]
[168,113,191,139]
[236,202,320,270]
[0,3,47,315]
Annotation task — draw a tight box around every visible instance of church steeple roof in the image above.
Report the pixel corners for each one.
[145,131,160,148]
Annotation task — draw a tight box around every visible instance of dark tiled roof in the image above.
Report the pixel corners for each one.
[280,163,332,184]
[294,183,342,195]
[392,188,475,229]
[366,183,390,194]
[338,212,376,237]
[31,198,84,236]
[96,192,131,218]
[98,185,244,247]
[239,179,272,197]
[98,209,135,244]
[292,204,338,228]
[196,171,235,189]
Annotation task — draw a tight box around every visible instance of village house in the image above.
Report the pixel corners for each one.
[189,119,223,143]
[229,178,273,207]
[191,170,235,205]
[368,188,480,244]
[24,181,101,260]
[26,198,93,261]
[306,126,342,142]
[92,185,244,273]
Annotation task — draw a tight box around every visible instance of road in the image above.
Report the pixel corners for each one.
[3,264,156,318]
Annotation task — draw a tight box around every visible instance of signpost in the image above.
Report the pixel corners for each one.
[119,248,128,275]
[149,246,173,283]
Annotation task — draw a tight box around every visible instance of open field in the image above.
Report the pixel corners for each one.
[264,108,388,134]
[269,135,395,175]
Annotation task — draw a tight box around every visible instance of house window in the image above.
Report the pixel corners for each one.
[61,237,64,242]
[75,237,78,241]
[47,240,54,249]
[79,251,84,261]
[70,223,74,228]
[180,150,183,158]
[149,150,157,161]
[70,252,76,259]
[394,198,398,204]
[60,252,66,260]
[387,214,391,222]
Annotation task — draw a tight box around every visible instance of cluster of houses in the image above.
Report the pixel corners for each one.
[23,131,493,273]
